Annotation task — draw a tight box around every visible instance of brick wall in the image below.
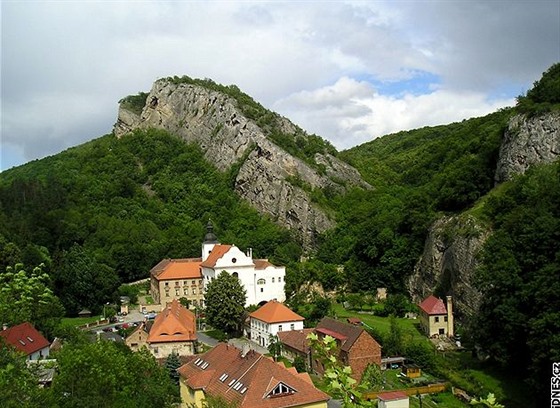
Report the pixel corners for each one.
[347,331,382,382]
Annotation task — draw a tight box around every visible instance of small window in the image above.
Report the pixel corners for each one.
[232,258,237,264]
[444,316,448,322]
[193,288,197,295]
[184,288,189,295]
[260,288,263,293]
[272,277,275,283]
[278,325,283,332]
[165,282,169,286]
[257,278,265,285]
[290,324,295,330]
[435,316,440,323]
[279,277,282,282]
[232,272,239,279]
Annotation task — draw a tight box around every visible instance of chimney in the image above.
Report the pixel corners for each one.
[446,296,454,337]
[2,323,7,331]
[247,248,253,259]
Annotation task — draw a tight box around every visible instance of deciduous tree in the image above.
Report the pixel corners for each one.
[204,271,246,337]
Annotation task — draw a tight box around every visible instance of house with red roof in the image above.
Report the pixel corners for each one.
[200,222,286,307]
[177,342,330,408]
[0,322,50,360]
[312,317,381,382]
[150,258,204,309]
[150,221,286,309]
[126,299,197,358]
[377,391,409,408]
[418,295,454,338]
[248,300,304,348]
[277,328,314,369]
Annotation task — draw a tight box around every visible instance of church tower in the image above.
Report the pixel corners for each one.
[202,220,219,261]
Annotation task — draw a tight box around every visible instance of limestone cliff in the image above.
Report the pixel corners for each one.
[495,111,560,183]
[408,215,490,321]
[113,78,369,247]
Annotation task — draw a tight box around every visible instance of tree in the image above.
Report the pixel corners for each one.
[383,316,404,356]
[0,337,51,407]
[293,355,307,373]
[0,263,64,339]
[204,271,246,337]
[470,393,505,407]
[268,335,282,362]
[50,340,179,407]
[360,363,384,391]
[307,332,374,407]
[165,352,181,385]
[52,244,119,315]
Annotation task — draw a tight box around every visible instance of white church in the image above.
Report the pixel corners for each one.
[200,222,286,306]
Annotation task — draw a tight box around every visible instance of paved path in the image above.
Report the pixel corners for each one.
[227,337,268,355]
[197,332,220,347]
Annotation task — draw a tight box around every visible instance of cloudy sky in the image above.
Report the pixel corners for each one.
[2,1,559,171]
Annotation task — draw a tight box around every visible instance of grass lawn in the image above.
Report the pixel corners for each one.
[332,302,426,343]
[60,315,103,327]
[203,329,228,342]
[409,392,469,407]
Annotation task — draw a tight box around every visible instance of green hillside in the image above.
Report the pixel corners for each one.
[0,128,300,314]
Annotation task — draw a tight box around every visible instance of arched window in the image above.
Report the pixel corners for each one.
[257,278,265,285]
[232,272,239,279]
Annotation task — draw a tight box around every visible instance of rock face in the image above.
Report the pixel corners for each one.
[113,78,369,247]
[495,111,560,183]
[408,215,490,321]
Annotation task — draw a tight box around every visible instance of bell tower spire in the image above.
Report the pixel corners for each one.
[202,220,219,261]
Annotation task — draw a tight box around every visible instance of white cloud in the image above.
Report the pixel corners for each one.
[1,0,558,170]
[275,77,515,149]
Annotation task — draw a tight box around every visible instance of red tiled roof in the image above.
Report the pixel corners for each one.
[419,295,447,315]
[178,343,329,408]
[316,317,381,353]
[200,245,233,268]
[254,259,274,269]
[147,299,197,344]
[277,329,314,354]
[316,327,348,341]
[151,258,202,281]
[0,322,50,356]
[249,300,304,324]
[377,390,408,401]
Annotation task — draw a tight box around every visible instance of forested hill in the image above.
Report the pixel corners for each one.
[1,63,559,404]
[0,129,302,312]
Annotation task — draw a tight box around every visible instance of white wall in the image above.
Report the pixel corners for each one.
[250,318,304,348]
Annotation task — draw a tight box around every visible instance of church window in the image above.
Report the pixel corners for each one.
[232,272,239,279]
[272,277,275,283]
[257,278,265,285]
[260,288,263,293]
[232,258,237,263]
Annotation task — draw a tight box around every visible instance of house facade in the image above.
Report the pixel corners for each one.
[125,299,197,358]
[178,343,329,408]
[150,258,204,309]
[150,222,286,308]
[312,317,382,382]
[418,295,454,337]
[0,322,50,360]
[277,328,314,368]
[377,391,409,408]
[247,300,304,348]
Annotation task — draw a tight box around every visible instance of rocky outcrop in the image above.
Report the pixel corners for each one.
[495,111,560,183]
[114,78,369,247]
[408,215,490,321]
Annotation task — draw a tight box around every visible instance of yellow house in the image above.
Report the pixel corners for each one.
[126,299,197,358]
[150,258,204,309]
[418,295,454,338]
[178,343,329,408]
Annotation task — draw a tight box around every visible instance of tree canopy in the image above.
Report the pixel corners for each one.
[204,271,247,336]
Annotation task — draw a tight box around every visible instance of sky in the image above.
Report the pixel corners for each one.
[1,1,559,172]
